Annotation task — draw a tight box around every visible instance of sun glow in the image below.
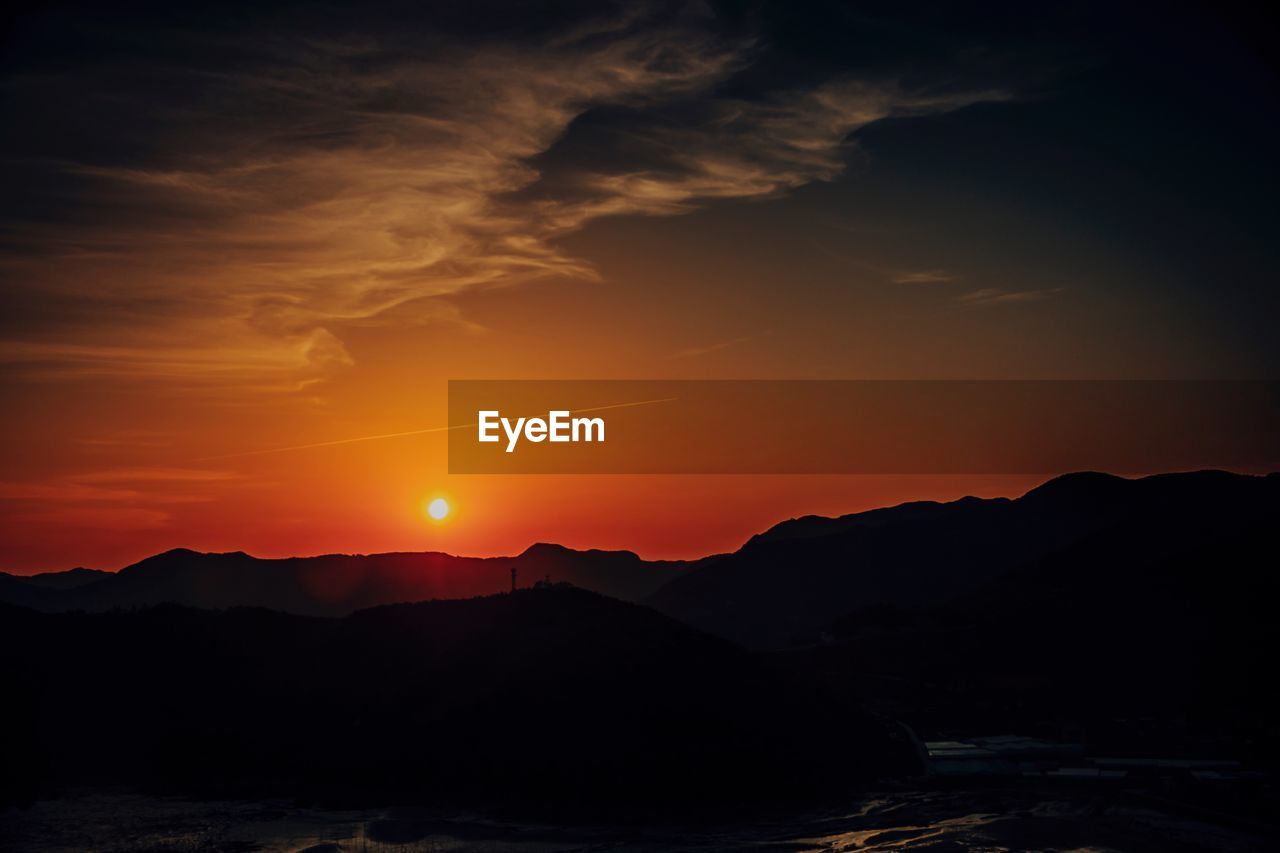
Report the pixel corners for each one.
[426,497,450,521]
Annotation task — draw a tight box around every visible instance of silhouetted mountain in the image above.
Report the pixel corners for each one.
[4,469,1277,821]
[648,470,1280,648]
[0,566,109,590]
[0,574,63,611]
[0,587,916,815]
[803,508,1280,760]
[0,545,691,616]
[742,499,972,548]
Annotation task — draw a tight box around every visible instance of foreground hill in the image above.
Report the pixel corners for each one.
[0,587,915,815]
[648,470,1280,648]
[0,543,693,615]
[791,506,1280,763]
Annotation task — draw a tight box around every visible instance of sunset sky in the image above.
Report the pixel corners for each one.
[1,1,1276,571]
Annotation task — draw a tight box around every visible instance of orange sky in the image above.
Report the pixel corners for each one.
[1,3,1276,572]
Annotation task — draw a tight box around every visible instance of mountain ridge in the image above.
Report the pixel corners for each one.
[0,543,693,616]
[647,469,1280,647]
[4,470,1274,635]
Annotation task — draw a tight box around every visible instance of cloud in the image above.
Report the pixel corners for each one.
[75,430,175,450]
[958,287,1064,305]
[6,507,173,531]
[669,334,757,360]
[892,269,956,284]
[0,7,1009,389]
[0,468,235,506]
[541,82,1005,229]
[0,482,143,502]
[70,467,241,484]
[0,331,352,389]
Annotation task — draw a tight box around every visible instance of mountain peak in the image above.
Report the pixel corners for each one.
[1019,469,1268,510]
[520,541,573,556]
[518,542,640,561]
[118,547,254,577]
[1018,471,1129,506]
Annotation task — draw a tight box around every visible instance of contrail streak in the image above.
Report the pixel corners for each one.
[195,397,678,461]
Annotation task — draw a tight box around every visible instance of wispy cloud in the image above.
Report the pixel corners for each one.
[0,482,143,502]
[958,287,1064,305]
[0,7,1008,389]
[543,82,1005,229]
[6,507,173,531]
[892,269,956,284]
[76,430,175,450]
[669,333,765,360]
[70,467,241,484]
[808,241,962,286]
[0,468,236,506]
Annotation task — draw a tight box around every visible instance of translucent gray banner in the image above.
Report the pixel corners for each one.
[448,380,1280,474]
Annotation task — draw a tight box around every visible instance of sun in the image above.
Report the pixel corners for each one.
[425,497,450,521]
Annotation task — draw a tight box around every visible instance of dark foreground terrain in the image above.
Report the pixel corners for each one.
[3,471,1279,848]
[3,786,1275,851]
[0,587,913,818]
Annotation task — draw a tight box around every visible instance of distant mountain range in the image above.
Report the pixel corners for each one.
[5,469,1279,810]
[0,542,693,615]
[648,469,1280,648]
[780,473,1280,759]
[3,470,1276,653]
